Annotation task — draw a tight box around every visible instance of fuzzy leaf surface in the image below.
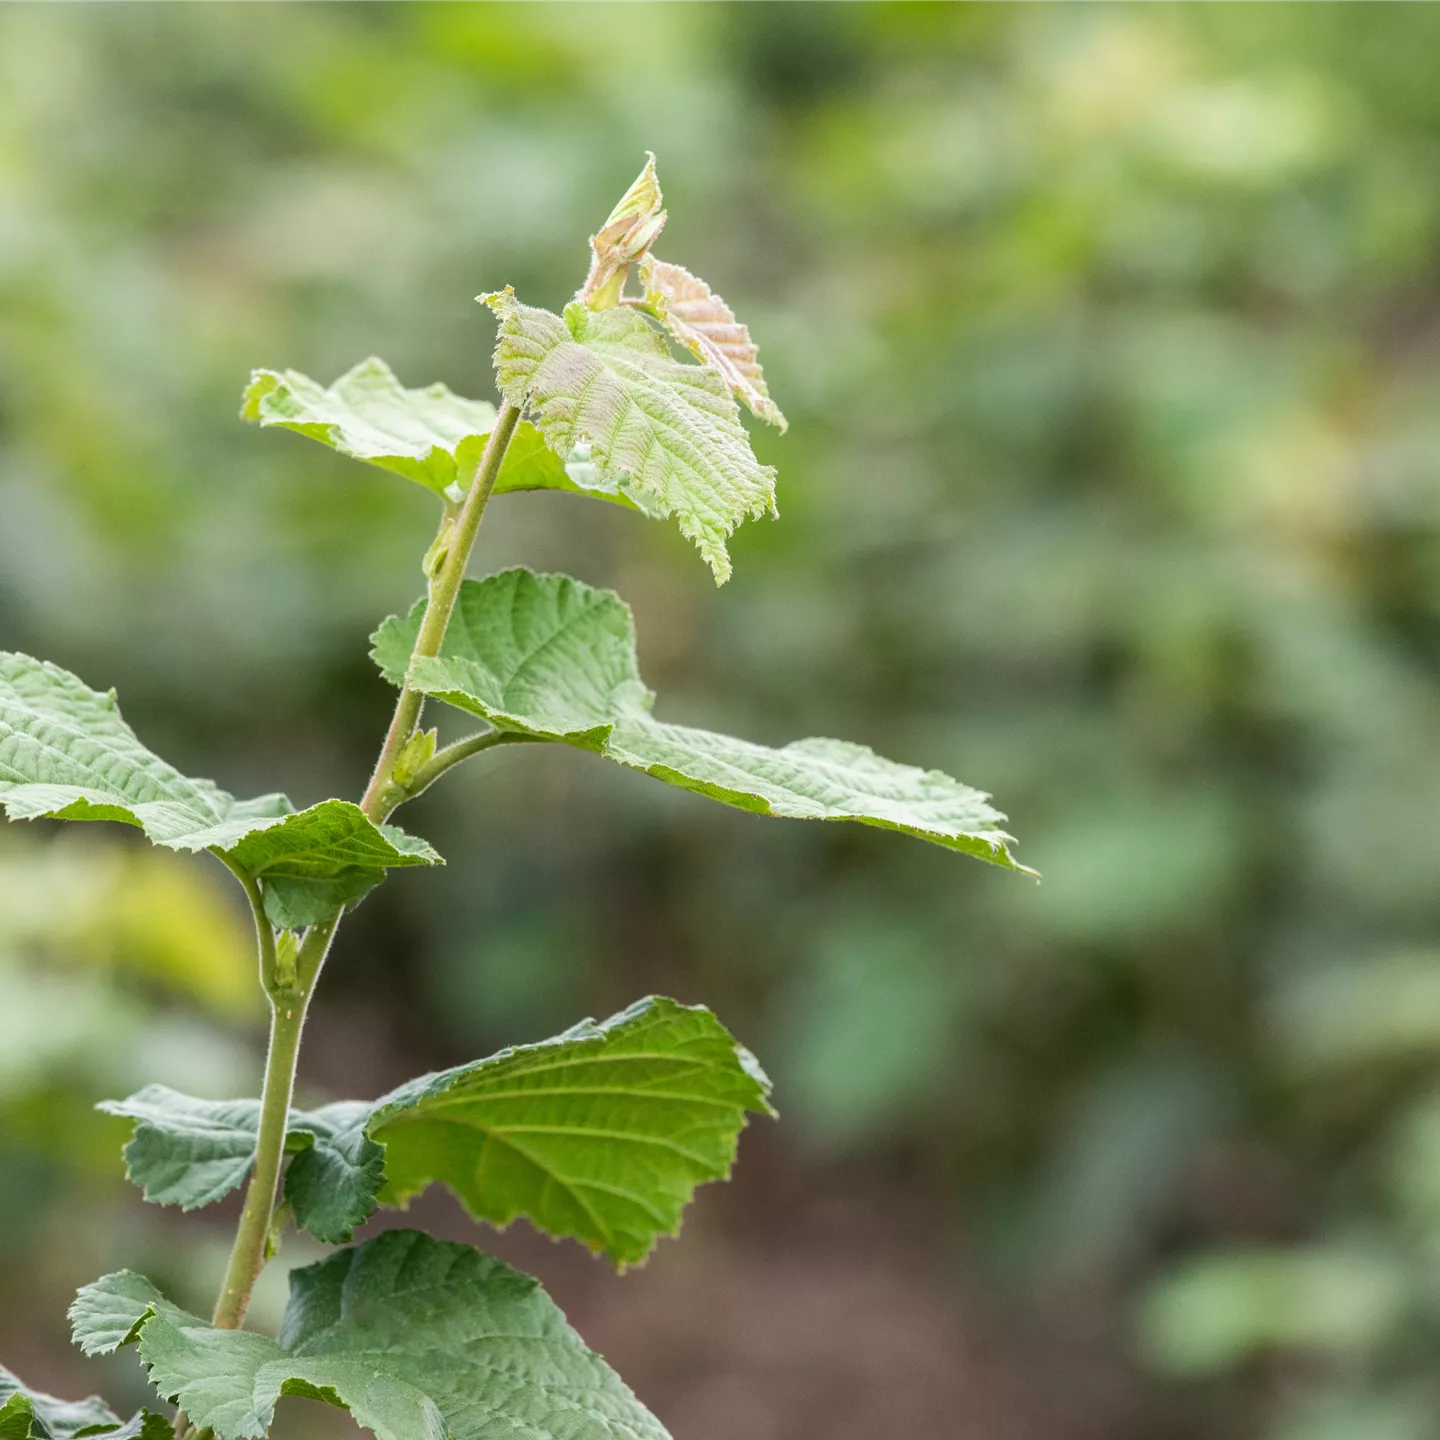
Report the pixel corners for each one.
[373,572,1031,871]
[638,257,785,430]
[71,1231,670,1440]
[98,1086,383,1246]
[0,1367,164,1440]
[0,653,440,923]
[101,997,770,1266]
[484,289,776,583]
[241,358,643,509]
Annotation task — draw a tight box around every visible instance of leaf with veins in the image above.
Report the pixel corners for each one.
[0,652,439,926]
[484,290,776,583]
[71,1231,671,1440]
[639,257,786,430]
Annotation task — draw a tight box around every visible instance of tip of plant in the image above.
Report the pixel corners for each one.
[239,369,281,422]
[579,155,668,310]
[600,152,662,236]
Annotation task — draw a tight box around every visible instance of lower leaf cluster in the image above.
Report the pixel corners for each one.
[71,1231,669,1440]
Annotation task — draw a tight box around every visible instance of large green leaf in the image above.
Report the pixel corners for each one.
[95,1087,383,1245]
[484,289,777,583]
[72,1231,670,1440]
[0,1366,166,1440]
[241,357,645,510]
[372,571,1032,871]
[0,652,440,925]
[100,996,770,1265]
[366,995,772,1266]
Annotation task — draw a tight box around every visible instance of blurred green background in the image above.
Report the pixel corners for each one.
[5,3,1440,1437]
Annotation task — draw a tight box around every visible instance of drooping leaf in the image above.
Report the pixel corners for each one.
[277,1101,383,1246]
[0,1367,164,1440]
[372,571,1032,871]
[638,257,786,430]
[484,289,777,583]
[101,996,771,1266]
[0,653,441,924]
[98,1088,265,1212]
[225,804,441,930]
[240,359,499,496]
[97,1086,383,1246]
[240,358,645,511]
[72,1231,670,1440]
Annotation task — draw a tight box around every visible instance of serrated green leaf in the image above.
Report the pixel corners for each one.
[101,997,769,1265]
[0,1368,163,1440]
[278,1101,383,1245]
[638,256,786,431]
[484,289,777,583]
[97,1086,383,1246]
[73,1231,670,1440]
[373,571,1032,871]
[0,653,440,924]
[241,358,645,511]
[368,995,772,1266]
[97,1088,264,1212]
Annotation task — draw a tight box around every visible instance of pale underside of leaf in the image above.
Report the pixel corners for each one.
[0,652,440,926]
[484,289,777,583]
[373,571,1032,872]
[100,997,771,1266]
[241,358,645,511]
[638,257,786,430]
[71,1231,670,1440]
[0,1366,165,1440]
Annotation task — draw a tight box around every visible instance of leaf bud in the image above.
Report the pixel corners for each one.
[579,153,668,311]
[393,727,438,789]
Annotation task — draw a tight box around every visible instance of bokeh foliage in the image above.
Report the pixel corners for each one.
[4,4,1440,1436]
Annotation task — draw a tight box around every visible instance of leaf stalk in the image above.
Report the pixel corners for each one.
[400,729,542,800]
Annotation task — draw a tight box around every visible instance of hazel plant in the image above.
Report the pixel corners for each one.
[0,158,1032,1440]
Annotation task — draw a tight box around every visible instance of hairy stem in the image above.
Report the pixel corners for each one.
[400,729,542,801]
[209,917,336,1331]
[360,403,522,824]
[210,988,307,1328]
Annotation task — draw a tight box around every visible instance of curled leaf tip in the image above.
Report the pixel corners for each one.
[640,256,788,431]
[580,154,668,311]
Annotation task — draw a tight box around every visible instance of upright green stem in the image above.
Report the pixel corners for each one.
[360,403,521,824]
[205,403,522,1337]
[210,988,307,1328]
[209,916,335,1331]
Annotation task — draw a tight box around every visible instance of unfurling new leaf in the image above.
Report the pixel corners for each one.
[579,152,667,311]
[0,652,440,926]
[638,256,786,430]
[71,1230,670,1440]
[101,996,771,1264]
[372,570,1031,871]
[484,290,777,583]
